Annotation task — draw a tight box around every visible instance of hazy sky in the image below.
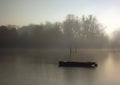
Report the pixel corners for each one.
[0,0,120,34]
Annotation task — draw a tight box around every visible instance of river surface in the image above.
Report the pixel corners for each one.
[0,48,120,85]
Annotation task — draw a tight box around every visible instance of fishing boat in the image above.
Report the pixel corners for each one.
[58,61,97,68]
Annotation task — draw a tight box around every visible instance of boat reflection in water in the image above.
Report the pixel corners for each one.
[58,61,98,68]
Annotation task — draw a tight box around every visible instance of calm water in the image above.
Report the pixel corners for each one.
[0,49,120,85]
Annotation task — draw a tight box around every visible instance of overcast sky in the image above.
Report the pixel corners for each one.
[0,0,120,34]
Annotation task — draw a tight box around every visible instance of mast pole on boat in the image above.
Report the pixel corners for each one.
[70,47,72,57]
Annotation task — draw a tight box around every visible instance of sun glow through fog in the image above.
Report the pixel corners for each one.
[98,8,120,36]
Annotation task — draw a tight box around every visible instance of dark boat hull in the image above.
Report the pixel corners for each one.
[58,61,97,68]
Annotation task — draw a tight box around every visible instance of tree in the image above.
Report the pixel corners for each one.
[63,14,81,48]
[111,30,120,48]
[0,14,109,48]
[80,15,109,48]
[0,25,18,48]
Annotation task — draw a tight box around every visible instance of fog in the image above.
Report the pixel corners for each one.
[1,14,120,85]
[1,0,120,85]
[0,14,114,48]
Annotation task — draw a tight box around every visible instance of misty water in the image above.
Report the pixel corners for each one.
[0,49,120,85]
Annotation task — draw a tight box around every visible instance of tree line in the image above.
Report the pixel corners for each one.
[0,14,117,48]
